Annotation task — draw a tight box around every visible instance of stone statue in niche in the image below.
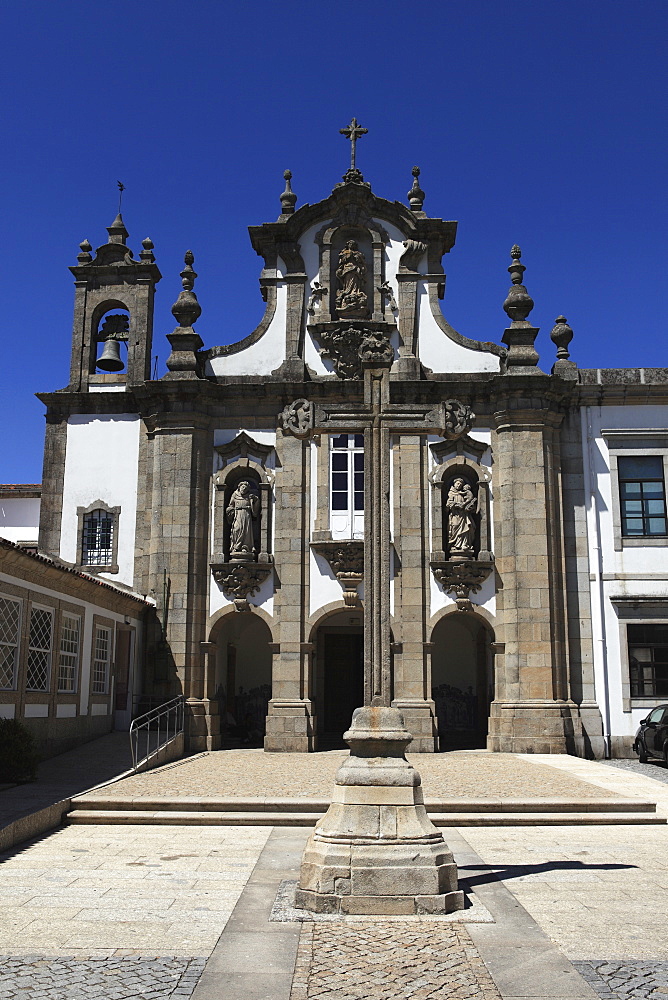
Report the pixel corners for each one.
[226,481,260,562]
[446,477,477,560]
[335,240,368,317]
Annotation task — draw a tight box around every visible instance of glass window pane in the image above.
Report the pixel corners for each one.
[353,454,364,471]
[643,483,665,499]
[623,500,643,513]
[623,518,643,534]
[621,482,641,497]
[353,435,364,448]
[332,434,348,448]
[648,517,667,534]
[354,473,364,491]
[354,492,364,512]
[332,493,348,511]
[630,647,652,662]
[646,499,666,514]
[619,456,664,479]
[331,472,348,491]
[331,453,347,471]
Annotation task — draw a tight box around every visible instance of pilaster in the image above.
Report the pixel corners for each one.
[37,407,68,558]
[489,385,584,753]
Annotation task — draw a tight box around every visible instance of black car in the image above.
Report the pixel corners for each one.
[634,704,668,764]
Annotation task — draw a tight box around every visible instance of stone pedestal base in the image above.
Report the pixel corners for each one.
[296,706,464,915]
[392,699,438,752]
[264,699,315,752]
[487,699,584,755]
[186,698,221,752]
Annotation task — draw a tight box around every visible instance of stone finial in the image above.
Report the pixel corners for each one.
[501,245,540,370]
[550,315,577,379]
[407,166,425,212]
[503,245,535,323]
[171,250,202,328]
[280,169,297,215]
[106,212,129,245]
[77,239,92,264]
[140,237,155,263]
[550,315,573,360]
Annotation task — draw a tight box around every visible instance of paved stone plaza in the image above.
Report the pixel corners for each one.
[2,746,668,998]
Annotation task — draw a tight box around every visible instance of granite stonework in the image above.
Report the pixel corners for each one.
[30,131,668,760]
[295,706,464,915]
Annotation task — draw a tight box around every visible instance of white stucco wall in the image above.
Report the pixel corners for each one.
[206,272,288,377]
[417,284,500,374]
[59,414,140,587]
[0,498,40,543]
[583,403,668,745]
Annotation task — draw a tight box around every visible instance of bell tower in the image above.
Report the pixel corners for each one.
[68,214,161,390]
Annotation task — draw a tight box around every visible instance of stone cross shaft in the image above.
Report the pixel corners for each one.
[339,117,368,171]
[317,364,446,708]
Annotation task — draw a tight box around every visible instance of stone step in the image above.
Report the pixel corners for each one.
[69,794,658,815]
[66,807,665,827]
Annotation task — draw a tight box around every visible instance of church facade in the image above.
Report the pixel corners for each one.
[29,133,668,759]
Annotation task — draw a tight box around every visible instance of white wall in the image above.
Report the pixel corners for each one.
[60,414,140,587]
[0,498,40,543]
[583,403,668,745]
[205,273,288,377]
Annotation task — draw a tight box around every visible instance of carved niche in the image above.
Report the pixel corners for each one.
[308,209,397,378]
[210,432,275,611]
[429,419,494,612]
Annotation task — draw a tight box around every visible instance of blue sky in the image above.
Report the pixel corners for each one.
[1,1,666,482]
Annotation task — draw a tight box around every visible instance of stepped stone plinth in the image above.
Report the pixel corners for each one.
[295,706,465,915]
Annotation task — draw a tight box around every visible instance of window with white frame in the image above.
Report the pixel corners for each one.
[82,509,115,565]
[26,606,53,691]
[330,433,364,539]
[57,614,80,693]
[92,626,112,694]
[618,456,668,538]
[0,595,21,691]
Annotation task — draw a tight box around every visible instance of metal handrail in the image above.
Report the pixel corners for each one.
[129,695,185,771]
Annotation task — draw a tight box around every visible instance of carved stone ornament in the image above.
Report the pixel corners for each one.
[317,324,364,379]
[278,398,314,438]
[443,400,475,440]
[312,540,364,606]
[359,329,393,366]
[431,560,493,613]
[210,562,272,613]
[335,240,369,318]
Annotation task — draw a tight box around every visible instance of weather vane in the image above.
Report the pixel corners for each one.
[339,118,368,172]
[117,180,125,215]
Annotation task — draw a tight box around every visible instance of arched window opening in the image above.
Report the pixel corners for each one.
[95,310,130,373]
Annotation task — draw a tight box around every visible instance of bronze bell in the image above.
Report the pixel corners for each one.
[97,338,124,372]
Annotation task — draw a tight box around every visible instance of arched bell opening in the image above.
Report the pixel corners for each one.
[210,613,272,748]
[430,613,494,751]
[93,304,130,373]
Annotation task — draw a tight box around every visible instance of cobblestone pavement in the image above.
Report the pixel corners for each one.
[602,758,668,786]
[83,749,619,802]
[289,921,501,1000]
[573,961,668,1000]
[0,824,269,956]
[0,955,206,999]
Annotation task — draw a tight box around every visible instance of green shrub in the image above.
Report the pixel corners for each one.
[0,719,40,783]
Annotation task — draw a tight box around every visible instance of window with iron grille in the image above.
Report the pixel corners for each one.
[619,456,668,537]
[330,433,364,539]
[82,509,115,565]
[92,626,111,695]
[57,614,80,693]
[628,623,668,698]
[26,606,53,691]
[0,595,21,690]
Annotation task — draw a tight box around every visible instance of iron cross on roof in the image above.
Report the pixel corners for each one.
[339,117,368,171]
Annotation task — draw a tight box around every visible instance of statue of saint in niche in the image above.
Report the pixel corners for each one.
[226,481,260,562]
[446,477,477,560]
[335,240,368,317]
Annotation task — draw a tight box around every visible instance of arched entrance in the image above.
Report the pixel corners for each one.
[314,609,364,749]
[431,613,493,750]
[211,614,272,748]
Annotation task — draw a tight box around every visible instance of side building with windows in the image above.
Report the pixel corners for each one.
[0,536,148,756]
[27,145,668,759]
